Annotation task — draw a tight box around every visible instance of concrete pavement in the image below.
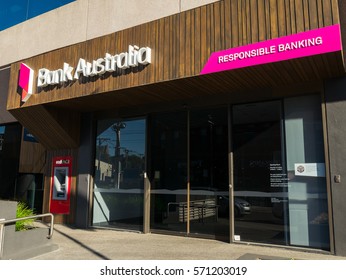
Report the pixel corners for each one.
[30,224,346,260]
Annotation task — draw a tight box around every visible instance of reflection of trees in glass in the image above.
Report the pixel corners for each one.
[95,119,146,189]
[123,153,145,169]
[95,140,113,185]
[96,144,111,163]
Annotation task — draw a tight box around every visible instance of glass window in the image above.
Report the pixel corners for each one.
[189,108,229,240]
[150,111,188,233]
[93,118,146,231]
[0,126,5,151]
[15,173,44,214]
[149,108,230,240]
[232,95,330,250]
[0,123,22,200]
[233,101,286,245]
[284,95,329,250]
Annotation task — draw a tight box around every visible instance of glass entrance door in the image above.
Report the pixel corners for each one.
[233,101,288,245]
[150,111,188,233]
[93,118,146,231]
[149,108,229,241]
[232,96,330,250]
[189,108,229,241]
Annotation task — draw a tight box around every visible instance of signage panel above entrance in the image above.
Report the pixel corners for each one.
[17,45,151,102]
[201,25,342,75]
[37,45,151,88]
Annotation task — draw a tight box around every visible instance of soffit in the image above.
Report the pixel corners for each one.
[43,51,345,113]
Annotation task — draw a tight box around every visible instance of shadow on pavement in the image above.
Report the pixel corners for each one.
[54,227,111,260]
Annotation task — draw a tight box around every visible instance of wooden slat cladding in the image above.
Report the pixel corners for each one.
[224,0,339,47]
[7,0,341,111]
[19,128,46,173]
[9,105,80,149]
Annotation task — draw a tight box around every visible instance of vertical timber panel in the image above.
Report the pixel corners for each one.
[295,0,305,32]
[19,129,46,174]
[258,0,267,41]
[269,0,279,38]
[250,0,259,42]
[310,1,319,29]
[277,0,287,36]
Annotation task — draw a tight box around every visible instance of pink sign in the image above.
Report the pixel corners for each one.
[18,63,34,102]
[200,24,342,75]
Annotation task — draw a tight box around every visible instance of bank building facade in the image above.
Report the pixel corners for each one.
[1,0,346,256]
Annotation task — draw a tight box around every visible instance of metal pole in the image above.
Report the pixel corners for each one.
[112,122,126,189]
[0,213,54,259]
[187,111,190,234]
[0,219,4,259]
[0,214,54,239]
[115,127,121,189]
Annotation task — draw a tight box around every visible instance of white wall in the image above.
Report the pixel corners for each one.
[86,0,179,40]
[180,0,219,11]
[0,0,220,67]
[0,0,88,67]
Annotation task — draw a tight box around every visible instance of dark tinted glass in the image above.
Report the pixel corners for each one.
[16,173,44,214]
[0,123,22,199]
[233,97,330,250]
[189,108,229,240]
[150,111,188,232]
[233,101,288,245]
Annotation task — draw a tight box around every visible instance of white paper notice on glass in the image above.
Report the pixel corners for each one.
[294,163,326,177]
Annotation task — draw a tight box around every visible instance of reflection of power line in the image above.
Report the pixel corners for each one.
[123,148,144,157]
[107,140,144,143]
[120,132,144,134]
[102,139,143,143]
[104,146,144,157]
[102,131,143,138]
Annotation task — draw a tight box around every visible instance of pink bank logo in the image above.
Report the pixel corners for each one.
[200,24,342,75]
[18,63,34,102]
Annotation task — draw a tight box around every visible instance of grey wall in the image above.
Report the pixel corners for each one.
[75,114,95,228]
[338,0,346,68]
[0,200,57,260]
[0,200,17,220]
[0,0,220,67]
[325,77,346,256]
[0,68,17,124]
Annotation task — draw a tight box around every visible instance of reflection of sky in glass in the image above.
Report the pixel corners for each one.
[0,126,5,134]
[98,119,146,157]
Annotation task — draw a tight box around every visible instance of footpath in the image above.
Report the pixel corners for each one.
[30,224,346,260]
